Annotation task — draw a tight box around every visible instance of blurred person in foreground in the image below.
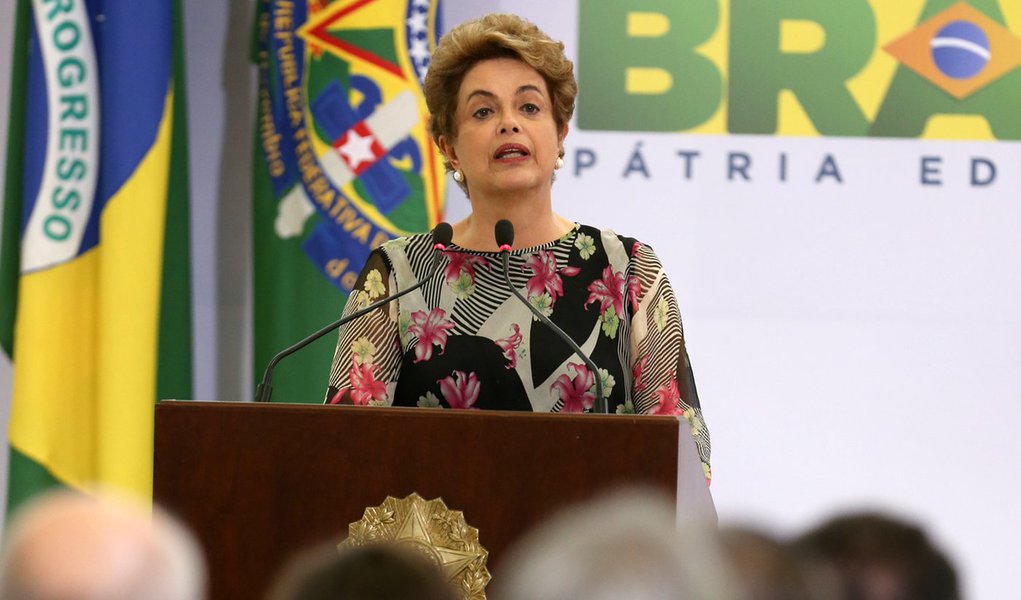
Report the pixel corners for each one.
[0,490,205,600]
[720,526,843,600]
[268,543,455,600]
[324,13,711,483]
[492,488,743,600]
[793,512,960,600]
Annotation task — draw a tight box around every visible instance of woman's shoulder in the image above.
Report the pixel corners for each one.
[371,231,444,281]
[376,231,435,258]
[576,223,651,262]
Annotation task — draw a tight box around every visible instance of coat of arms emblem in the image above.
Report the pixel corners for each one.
[257,0,446,291]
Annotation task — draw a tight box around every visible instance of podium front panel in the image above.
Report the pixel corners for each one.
[154,401,680,599]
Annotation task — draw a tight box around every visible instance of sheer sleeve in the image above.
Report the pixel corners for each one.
[324,249,404,405]
[628,244,712,482]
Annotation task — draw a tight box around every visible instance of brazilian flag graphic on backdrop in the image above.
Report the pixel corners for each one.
[254,0,446,403]
[0,0,191,513]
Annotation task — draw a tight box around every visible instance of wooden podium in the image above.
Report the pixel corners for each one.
[153,401,711,599]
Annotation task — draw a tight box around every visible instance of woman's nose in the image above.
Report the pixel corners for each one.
[498,115,520,134]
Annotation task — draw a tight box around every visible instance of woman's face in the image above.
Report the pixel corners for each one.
[440,57,566,199]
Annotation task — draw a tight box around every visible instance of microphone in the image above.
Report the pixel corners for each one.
[495,219,514,252]
[493,220,607,413]
[254,223,454,402]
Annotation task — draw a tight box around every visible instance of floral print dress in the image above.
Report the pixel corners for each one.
[325,224,711,480]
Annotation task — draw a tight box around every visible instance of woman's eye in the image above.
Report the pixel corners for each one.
[522,103,539,114]
[473,107,492,119]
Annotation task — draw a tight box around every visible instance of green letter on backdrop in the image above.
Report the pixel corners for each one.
[577,0,721,131]
[728,0,874,136]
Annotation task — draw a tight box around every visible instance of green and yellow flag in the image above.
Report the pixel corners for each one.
[252,0,446,403]
[0,0,192,513]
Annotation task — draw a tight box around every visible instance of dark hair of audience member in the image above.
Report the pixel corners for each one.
[268,543,456,600]
[792,512,960,600]
[720,526,844,600]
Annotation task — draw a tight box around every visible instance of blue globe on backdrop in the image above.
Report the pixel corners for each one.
[931,20,991,79]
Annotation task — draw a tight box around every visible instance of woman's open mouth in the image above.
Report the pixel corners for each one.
[494,144,531,160]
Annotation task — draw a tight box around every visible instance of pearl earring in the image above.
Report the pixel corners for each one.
[554,156,564,170]
[452,170,464,182]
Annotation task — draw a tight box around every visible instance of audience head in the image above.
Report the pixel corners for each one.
[793,511,960,600]
[493,487,744,600]
[269,543,456,600]
[0,489,205,600]
[720,526,843,600]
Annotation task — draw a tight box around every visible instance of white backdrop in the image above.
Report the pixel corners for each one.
[1,1,1018,598]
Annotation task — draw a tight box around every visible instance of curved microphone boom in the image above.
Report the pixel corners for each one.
[493,220,607,413]
[254,223,454,402]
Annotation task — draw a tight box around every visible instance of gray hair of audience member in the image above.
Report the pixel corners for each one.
[268,543,457,600]
[792,511,960,600]
[0,490,206,600]
[720,526,844,600]
[492,488,745,600]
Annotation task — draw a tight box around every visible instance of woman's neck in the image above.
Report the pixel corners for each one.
[452,190,573,251]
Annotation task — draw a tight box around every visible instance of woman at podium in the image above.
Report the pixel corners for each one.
[324,14,710,481]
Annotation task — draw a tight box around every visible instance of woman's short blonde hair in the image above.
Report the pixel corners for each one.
[424,14,577,164]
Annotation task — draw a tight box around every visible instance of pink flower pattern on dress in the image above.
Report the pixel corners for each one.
[443,251,490,284]
[551,363,596,413]
[585,265,625,317]
[407,308,456,363]
[347,363,387,405]
[438,370,480,409]
[494,323,523,369]
[652,371,682,415]
[632,354,650,394]
[524,251,579,306]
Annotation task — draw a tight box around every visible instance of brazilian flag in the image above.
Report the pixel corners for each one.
[0,0,191,513]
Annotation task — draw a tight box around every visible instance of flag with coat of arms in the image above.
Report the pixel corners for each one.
[252,0,446,403]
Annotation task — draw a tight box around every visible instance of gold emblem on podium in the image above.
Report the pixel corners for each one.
[343,493,490,599]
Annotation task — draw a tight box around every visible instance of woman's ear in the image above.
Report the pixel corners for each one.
[438,135,459,170]
[558,123,569,147]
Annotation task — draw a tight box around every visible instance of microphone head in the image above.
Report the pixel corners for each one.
[432,222,453,249]
[494,220,515,251]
